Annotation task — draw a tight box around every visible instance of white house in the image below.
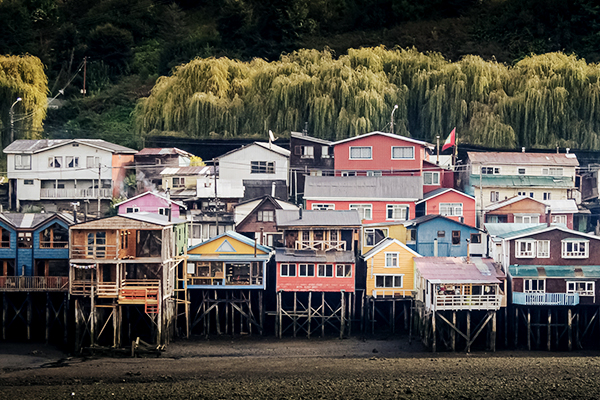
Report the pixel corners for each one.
[217,142,290,185]
[4,139,137,213]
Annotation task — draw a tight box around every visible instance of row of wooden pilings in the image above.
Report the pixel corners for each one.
[2,291,600,353]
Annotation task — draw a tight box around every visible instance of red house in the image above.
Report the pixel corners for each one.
[274,209,361,292]
[415,188,477,227]
[331,131,452,193]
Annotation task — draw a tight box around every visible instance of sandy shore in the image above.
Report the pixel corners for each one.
[1,336,600,399]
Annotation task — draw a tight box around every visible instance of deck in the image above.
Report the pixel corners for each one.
[513,292,579,306]
[432,294,503,311]
[0,276,69,292]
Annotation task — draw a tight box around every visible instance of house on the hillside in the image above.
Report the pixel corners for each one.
[160,166,213,201]
[233,195,298,247]
[289,131,334,202]
[415,188,476,227]
[361,221,407,255]
[115,191,186,219]
[134,148,195,192]
[304,175,423,223]
[4,139,137,213]
[404,215,487,257]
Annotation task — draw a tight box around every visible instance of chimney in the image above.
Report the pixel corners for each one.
[271,181,276,197]
[299,206,303,220]
[521,147,525,153]
[546,208,551,227]
[566,148,570,154]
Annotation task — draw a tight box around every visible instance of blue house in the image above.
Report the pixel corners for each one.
[404,215,487,257]
[0,213,74,291]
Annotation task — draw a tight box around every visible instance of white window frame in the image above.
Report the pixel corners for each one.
[562,239,589,259]
[514,215,539,224]
[301,146,314,158]
[251,161,275,174]
[385,252,399,268]
[158,207,168,216]
[490,191,500,202]
[423,171,440,185]
[126,207,140,213]
[391,146,414,160]
[375,274,404,288]
[567,281,595,296]
[515,240,536,258]
[364,227,389,247]
[86,156,100,168]
[280,263,296,277]
[350,204,372,220]
[518,168,526,175]
[366,170,382,177]
[48,156,62,168]
[23,179,34,185]
[257,210,274,222]
[341,171,356,177]
[311,203,335,211]
[321,146,331,158]
[439,203,463,217]
[66,156,79,168]
[481,166,500,174]
[336,264,352,278]
[543,192,551,200]
[552,215,567,224]
[298,264,315,277]
[317,264,334,278]
[386,204,408,221]
[537,240,550,258]
[349,146,372,160]
[14,154,31,170]
[524,279,545,293]
[543,167,563,176]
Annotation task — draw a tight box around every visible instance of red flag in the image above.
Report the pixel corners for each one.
[442,128,455,152]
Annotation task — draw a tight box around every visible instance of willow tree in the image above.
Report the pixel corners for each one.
[0,55,48,148]
[134,47,600,150]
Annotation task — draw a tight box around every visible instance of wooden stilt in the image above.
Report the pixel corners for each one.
[75,299,81,353]
[536,309,541,349]
[2,292,6,340]
[321,292,325,338]
[113,305,118,348]
[307,291,312,338]
[259,291,264,335]
[504,306,508,349]
[293,292,297,338]
[348,292,353,337]
[278,291,282,338]
[547,309,551,351]
[451,311,456,352]
[404,301,408,330]
[64,293,69,346]
[408,299,413,345]
[90,286,95,346]
[527,308,531,351]
[371,298,375,335]
[555,309,559,350]
[514,307,518,349]
[45,293,50,344]
[225,291,229,335]
[26,293,32,341]
[568,308,573,351]
[491,311,497,352]
[340,291,345,339]
[466,311,471,353]
[576,311,581,349]
[391,300,395,334]
[432,311,436,353]
[360,291,364,336]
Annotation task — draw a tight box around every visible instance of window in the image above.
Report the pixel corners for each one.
[336,264,352,277]
[341,171,356,177]
[407,229,416,242]
[490,191,500,202]
[518,191,526,196]
[423,172,440,185]
[366,170,382,177]
[53,183,65,189]
[158,208,168,216]
[375,275,403,288]
[516,240,535,258]
[452,231,461,245]
[543,192,551,200]
[257,210,274,222]
[514,215,539,223]
[524,279,545,293]
[567,281,595,296]
[518,168,526,174]
[317,264,333,277]
[385,253,399,267]
[251,161,275,174]
[24,180,33,185]
[299,264,315,277]
[173,177,185,187]
[437,231,445,238]
[0,228,10,248]
[66,156,79,168]
[295,145,314,158]
[18,232,32,248]
[552,215,567,224]
[537,240,550,258]
[481,167,500,174]
[312,204,335,211]
[126,207,140,213]
[280,264,296,277]
[543,167,563,176]
[391,146,414,159]
[529,192,534,198]
[364,228,388,246]
[350,204,372,220]
[87,231,106,257]
[86,156,100,168]
[562,239,589,258]
[386,204,408,220]
[349,146,372,159]
[48,156,62,168]
[470,233,482,244]
[440,203,463,216]
[14,155,31,170]
[322,146,331,158]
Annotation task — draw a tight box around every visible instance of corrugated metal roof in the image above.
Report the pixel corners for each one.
[275,248,355,263]
[415,257,504,283]
[468,151,579,166]
[485,223,545,238]
[276,209,362,227]
[544,199,579,213]
[114,191,186,209]
[485,195,546,212]
[331,131,433,148]
[290,132,332,145]
[470,175,575,188]
[4,139,137,154]
[488,223,600,241]
[509,265,600,278]
[160,166,212,176]
[403,214,483,231]
[137,148,194,157]
[304,176,423,200]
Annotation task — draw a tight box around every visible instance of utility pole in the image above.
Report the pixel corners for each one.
[97,163,101,218]
[82,57,87,97]
[10,97,22,143]
[213,158,218,234]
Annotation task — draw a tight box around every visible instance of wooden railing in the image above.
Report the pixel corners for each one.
[71,244,118,259]
[119,280,160,304]
[295,240,346,251]
[97,282,118,297]
[70,280,94,296]
[40,241,69,249]
[0,276,69,292]
[40,188,112,199]
[513,292,579,306]
[372,289,413,298]
[434,294,503,311]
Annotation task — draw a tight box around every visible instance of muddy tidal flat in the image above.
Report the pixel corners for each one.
[1,337,600,399]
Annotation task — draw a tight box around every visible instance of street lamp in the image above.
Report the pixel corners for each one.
[10,97,22,143]
[390,104,398,135]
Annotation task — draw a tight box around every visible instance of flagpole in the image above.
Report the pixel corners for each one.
[453,129,458,170]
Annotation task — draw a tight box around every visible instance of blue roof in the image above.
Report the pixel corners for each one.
[509,265,600,278]
[485,223,546,238]
[188,230,272,254]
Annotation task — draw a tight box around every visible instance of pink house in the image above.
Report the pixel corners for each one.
[415,188,477,227]
[116,191,186,219]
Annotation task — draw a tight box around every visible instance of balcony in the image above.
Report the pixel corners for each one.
[40,241,68,249]
[40,188,112,199]
[295,240,346,251]
[433,294,503,311]
[513,292,579,306]
[0,276,69,292]
[71,244,118,260]
[372,289,413,298]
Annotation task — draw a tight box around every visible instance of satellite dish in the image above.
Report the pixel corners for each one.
[269,130,277,143]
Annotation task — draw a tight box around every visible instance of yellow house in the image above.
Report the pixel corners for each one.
[363,237,421,298]
[361,222,407,255]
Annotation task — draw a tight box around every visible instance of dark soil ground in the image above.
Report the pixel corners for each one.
[1,336,600,399]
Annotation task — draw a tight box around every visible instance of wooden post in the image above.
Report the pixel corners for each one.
[259,291,264,335]
[64,293,69,346]
[576,310,581,349]
[214,290,220,335]
[225,291,229,335]
[408,299,413,345]
[451,311,456,352]
[466,311,471,353]
[391,300,395,334]
[90,286,95,346]
[307,291,312,338]
[536,309,541,349]
[514,307,518,349]
[340,291,345,339]
[527,308,531,351]
[26,293,32,341]
[404,301,408,330]
[547,309,552,351]
[348,292,353,337]
[277,291,282,338]
[2,292,6,340]
[371,298,375,335]
[491,311,497,352]
[74,299,81,353]
[432,311,436,353]
[568,308,573,351]
[321,292,325,338]
[45,293,50,344]
[360,291,364,336]
[293,292,297,338]
[504,306,508,349]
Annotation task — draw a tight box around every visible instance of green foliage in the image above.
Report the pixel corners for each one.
[190,156,206,166]
[87,23,134,78]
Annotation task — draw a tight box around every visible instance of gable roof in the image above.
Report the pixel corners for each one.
[160,166,213,176]
[304,176,423,201]
[290,132,332,145]
[403,214,483,231]
[235,195,298,227]
[218,142,290,159]
[0,212,74,230]
[468,151,579,167]
[363,237,421,260]
[114,191,187,210]
[331,131,433,148]
[4,139,137,154]
[415,257,504,284]
[495,223,600,241]
[136,148,194,157]
[416,188,474,204]
[484,195,547,212]
[187,230,271,254]
[275,209,362,228]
